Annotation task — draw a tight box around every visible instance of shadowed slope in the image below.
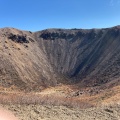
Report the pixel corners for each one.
[36,26,120,87]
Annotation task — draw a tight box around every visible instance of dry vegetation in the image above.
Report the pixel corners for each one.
[0,84,120,120]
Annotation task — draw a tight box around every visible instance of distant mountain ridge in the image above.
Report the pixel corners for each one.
[0,26,120,91]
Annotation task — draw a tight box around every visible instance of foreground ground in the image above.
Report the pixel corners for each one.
[0,84,120,120]
[0,104,120,120]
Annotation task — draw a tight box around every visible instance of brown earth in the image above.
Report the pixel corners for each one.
[0,103,120,120]
[0,84,120,120]
[0,26,120,119]
[0,26,120,90]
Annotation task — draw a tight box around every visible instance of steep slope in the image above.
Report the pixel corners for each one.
[0,26,120,91]
[36,26,120,87]
[0,28,57,91]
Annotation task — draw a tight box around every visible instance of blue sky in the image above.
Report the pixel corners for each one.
[0,0,120,31]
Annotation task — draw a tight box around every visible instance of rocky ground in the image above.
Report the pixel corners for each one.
[0,85,120,120]
[0,103,120,120]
